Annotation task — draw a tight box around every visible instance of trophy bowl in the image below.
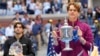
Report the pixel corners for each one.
[61,19,73,51]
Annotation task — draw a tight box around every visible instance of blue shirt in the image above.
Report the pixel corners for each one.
[32,24,41,36]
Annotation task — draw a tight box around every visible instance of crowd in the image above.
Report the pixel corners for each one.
[0,0,64,15]
[0,0,92,15]
[0,0,100,56]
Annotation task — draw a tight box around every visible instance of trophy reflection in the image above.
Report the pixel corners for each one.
[61,18,73,51]
[9,40,23,56]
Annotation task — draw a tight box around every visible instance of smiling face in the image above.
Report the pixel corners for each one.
[67,3,80,22]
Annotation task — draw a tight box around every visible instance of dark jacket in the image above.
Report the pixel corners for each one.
[3,35,35,56]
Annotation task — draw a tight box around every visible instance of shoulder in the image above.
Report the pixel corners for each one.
[78,21,91,31]
[23,36,31,42]
[5,37,14,43]
[23,37,32,45]
[23,36,29,40]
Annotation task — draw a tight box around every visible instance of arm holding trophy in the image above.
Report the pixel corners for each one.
[52,2,93,56]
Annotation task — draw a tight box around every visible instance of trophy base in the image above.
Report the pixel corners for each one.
[63,47,73,51]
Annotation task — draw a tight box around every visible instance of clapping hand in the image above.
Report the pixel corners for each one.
[75,26,86,45]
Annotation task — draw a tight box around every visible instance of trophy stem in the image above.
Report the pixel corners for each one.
[63,41,73,51]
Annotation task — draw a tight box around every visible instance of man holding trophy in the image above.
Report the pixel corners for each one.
[53,3,93,56]
[3,22,35,56]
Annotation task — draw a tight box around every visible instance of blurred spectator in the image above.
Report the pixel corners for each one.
[51,0,61,14]
[43,0,51,14]
[32,20,42,50]
[44,19,54,40]
[13,12,21,21]
[20,1,27,14]
[35,15,43,24]
[57,0,62,12]
[96,20,100,32]
[26,17,35,34]
[80,0,88,9]
[27,0,36,14]
[35,15,45,45]
[55,19,63,39]
[5,22,14,37]
[7,0,13,15]
[87,8,94,25]
[82,3,88,19]
[26,0,31,6]
[95,6,100,20]
[21,13,30,25]
[94,20,100,53]
[90,23,96,38]
[0,0,7,15]
[0,32,7,51]
[62,0,68,13]
[0,24,5,35]
[55,19,63,29]
[13,0,23,14]
[34,0,42,15]
[93,20,99,37]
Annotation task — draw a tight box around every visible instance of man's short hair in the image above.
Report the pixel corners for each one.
[67,3,81,12]
[14,22,25,29]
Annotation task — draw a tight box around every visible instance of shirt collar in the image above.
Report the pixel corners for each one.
[14,35,24,41]
[68,19,79,27]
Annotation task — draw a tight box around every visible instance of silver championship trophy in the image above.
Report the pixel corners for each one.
[9,40,23,56]
[61,18,73,51]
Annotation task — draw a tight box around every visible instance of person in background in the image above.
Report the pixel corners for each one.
[0,32,7,51]
[20,1,27,15]
[0,24,5,35]
[87,8,94,25]
[43,19,54,44]
[13,0,23,14]
[13,12,21,21]
[7,0,13,15]
[43,0,51,14]
[0,0,7,15]
[53,3,93,56]
[34,0,42,15]
[62,0,68,13]
[3,22,35,56]
[55,19,63,39]
[21,12,30,25]
[25,17,35,38]
[55,19,63,29]
[27,0,36,14]
[26,0,31,6]
[94,20,100,53]
[35,15,45,45]
[35,15,43,25]
[32,20,42,50]
[26,17,35,34]
[95,6,100,20]
[5,21,14,37]
[51,0,61,14]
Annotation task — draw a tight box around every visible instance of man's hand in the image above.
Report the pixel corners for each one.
[75,26,86,45]
[75,26,82,37]
[52,31,58,46]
